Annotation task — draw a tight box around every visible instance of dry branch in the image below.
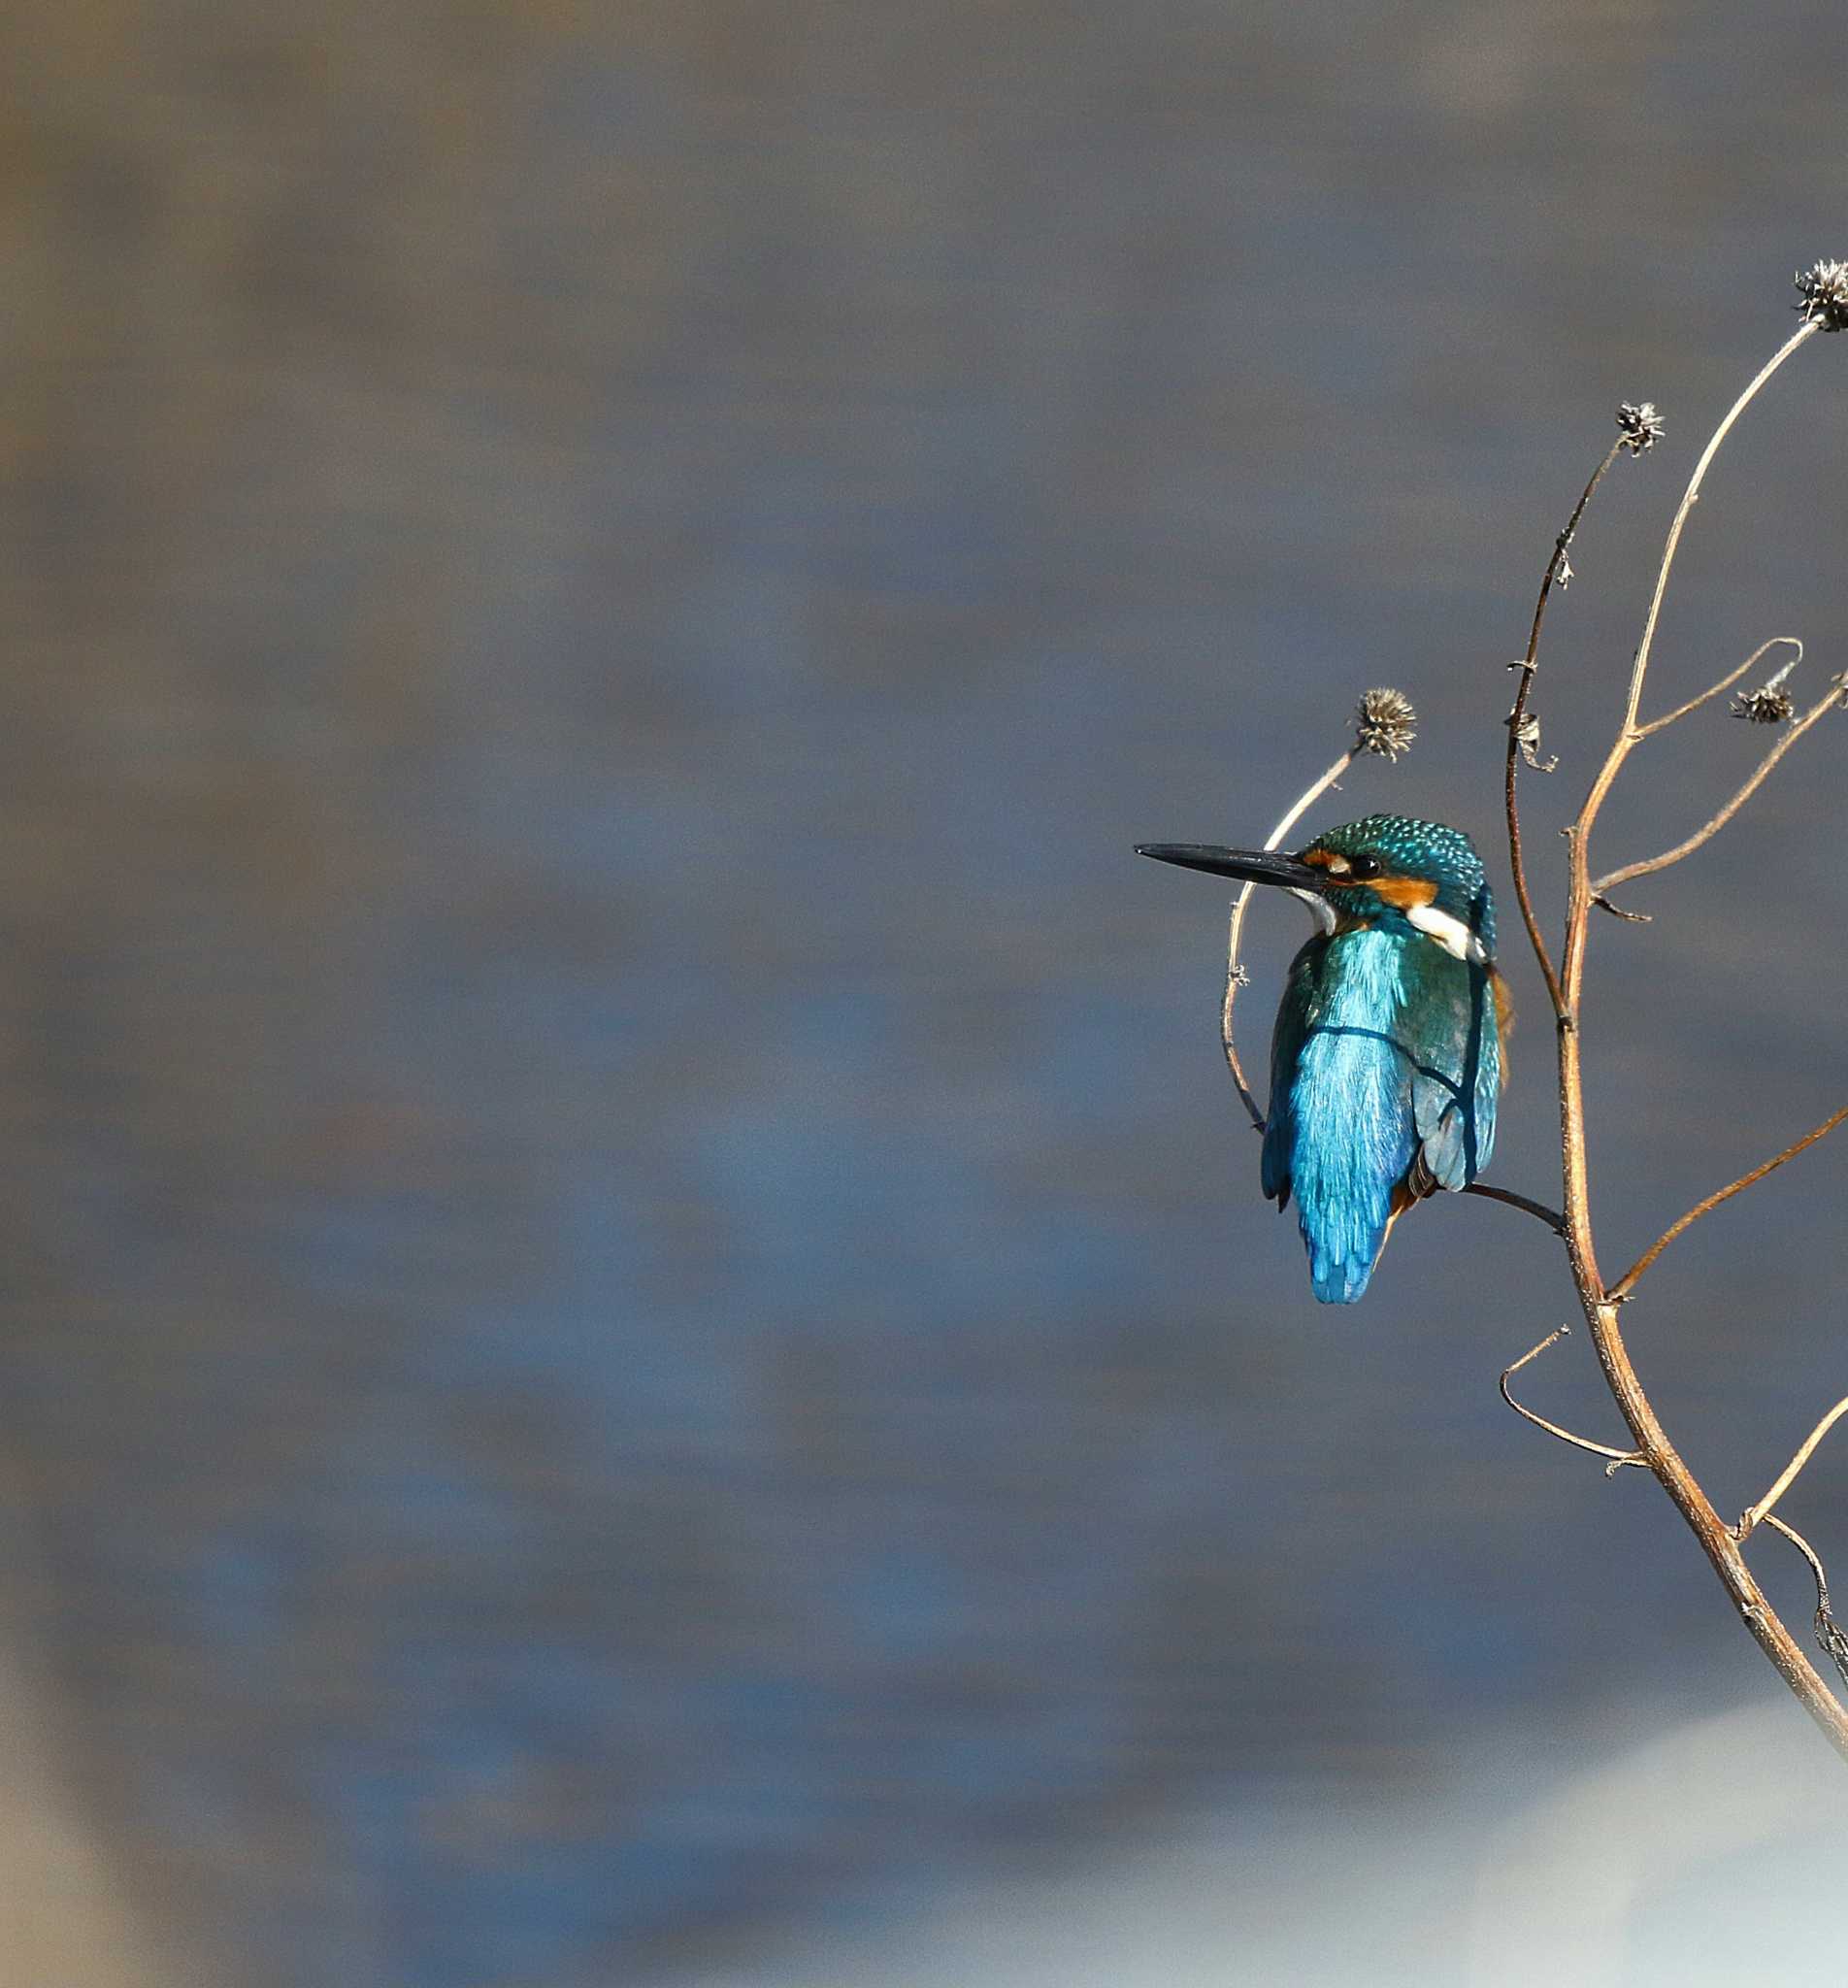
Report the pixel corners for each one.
[1500,1325,1644,1469]
[1593,678,1848,894]
[1634,636,1801,739]
[1607,1101,1848,1302]
[1761,1515,1848,1693]
[1503,439,1627,1021]
[1504,270,1848,1760]
[1736,1395,1848,1542]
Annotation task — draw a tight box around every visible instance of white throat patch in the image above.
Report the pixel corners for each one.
[1405,902,1489,965]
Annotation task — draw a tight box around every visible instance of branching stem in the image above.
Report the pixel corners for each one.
[1618,320,1820,741]
[1736,1396,1848,1542]
[1634,637,1801,739]
[1500,1325,1644,1468]
[1594,679,1848,895]
[1536,310,1848,1760]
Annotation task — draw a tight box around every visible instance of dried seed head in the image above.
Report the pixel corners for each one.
[1796,260,1848,332]
[1615,402,1665,454]
[1354,686,1417,760]
[1731,684,1797,724]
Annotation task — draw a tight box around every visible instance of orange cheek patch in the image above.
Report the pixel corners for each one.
[1368,875,1439,910]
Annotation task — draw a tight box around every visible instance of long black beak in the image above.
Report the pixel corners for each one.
[1135,844,1325,891]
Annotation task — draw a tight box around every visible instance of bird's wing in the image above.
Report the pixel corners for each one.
[1260,940,1322,1209]
[1406,954,1502,1194]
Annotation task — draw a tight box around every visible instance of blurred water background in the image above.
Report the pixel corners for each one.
[8,2,1848,1982]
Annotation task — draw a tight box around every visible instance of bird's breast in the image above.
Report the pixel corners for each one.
[1305,926,1412,1029]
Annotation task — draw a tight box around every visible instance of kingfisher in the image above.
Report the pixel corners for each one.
[1137,814,1508,1304]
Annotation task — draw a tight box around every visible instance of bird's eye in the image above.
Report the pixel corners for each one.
[1348,853,1381,880]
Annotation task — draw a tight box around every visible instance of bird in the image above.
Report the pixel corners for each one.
[1137,813,1508,1304]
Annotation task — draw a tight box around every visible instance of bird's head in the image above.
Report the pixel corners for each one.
[1138,812,1496,965]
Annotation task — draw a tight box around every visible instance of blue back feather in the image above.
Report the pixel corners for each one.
[1264,926,1500,1304]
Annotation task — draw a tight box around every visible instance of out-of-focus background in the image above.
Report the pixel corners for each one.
[9,3,1848,1983]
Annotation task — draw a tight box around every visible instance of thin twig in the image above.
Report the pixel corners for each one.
[1461,1181,1567,1234]
[1760,1515,1848,1693]
[1735,1395,1848,1541]
[1634,637,1802,739]
[1505,439,1626,1021]
[1590,892,1650,923]
[1499,1325,1647,1470]
[1607,1102,1848,1302]
[1572,321,1821,869]
[1617,320,1820,741]
[1220,746,1356,1132]
[1593,679,1848,895]
[1762,1512,1831,1595]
